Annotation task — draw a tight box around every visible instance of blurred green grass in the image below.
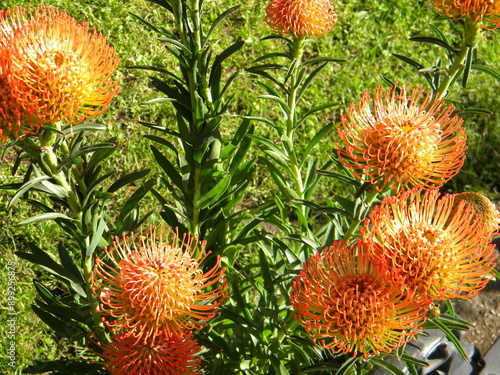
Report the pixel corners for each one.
[1,0,500,371]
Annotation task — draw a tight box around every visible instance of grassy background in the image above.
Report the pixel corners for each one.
[1,0,499,372]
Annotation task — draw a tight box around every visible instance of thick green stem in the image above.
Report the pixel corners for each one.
[433,45,469,102]
[433,19,481,102]
[285,37,308,238]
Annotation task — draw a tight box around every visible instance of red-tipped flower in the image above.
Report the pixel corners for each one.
[365,189,497,301]
[337,85,467,191]
[291,240,427,359]
[91,226,226,344]
[265,0,337,38]
[0,5,120,140]
[433,0,500,30]
[93,330,201,375]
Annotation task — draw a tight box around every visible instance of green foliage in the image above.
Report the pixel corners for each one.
[2,0,500,373]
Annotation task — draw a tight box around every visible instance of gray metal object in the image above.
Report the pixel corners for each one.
[371,329,500,375]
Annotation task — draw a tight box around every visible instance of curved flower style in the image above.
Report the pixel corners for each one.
[291,240,427,359]
[93,330,201,375]
[265,0,337,38]
[433,0,500,30]
[365,189,497,301]
[0,4,120,140]
[337,85,467,191]
[450,192,500,233]
[91,226,226,344]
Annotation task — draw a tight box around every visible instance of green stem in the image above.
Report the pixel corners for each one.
[285,37,308,238]
[192,165,202,237]
[433,19,481,102]
[433,44,469,102]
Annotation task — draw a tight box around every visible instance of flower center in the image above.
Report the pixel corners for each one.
[364,115,440,182]
[119,248,202,325]
[325,274,391,341]
[16,48,90,117]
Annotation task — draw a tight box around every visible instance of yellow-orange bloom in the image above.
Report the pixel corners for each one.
[0,4,120,140]
[365,189,497,301]
[93,330,201,375]
[265,0,337,38]
[433,0,500,30]
[291,240,427,359]
[450,192,500,233]
[91,226,226,344]
[337,85,467,191]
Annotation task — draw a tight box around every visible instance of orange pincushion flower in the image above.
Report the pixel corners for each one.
[433,0,500,30]
[91,226,226,344]
[265,0,337,38]
[337,85,467,191]
[365,189,497,301]
[93,330,201,375]
[0,4,120,140]
[0,6,40,139]
[291,240,427,359]
[450,192,500,233]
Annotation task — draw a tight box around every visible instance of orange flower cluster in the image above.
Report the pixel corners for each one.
[291,240,427,359]
[92,331,201,375]
[91,226,226,374]
[292,189,497,358]
[0,5,120,140]
[265,0,337,38]
[433,0,500,30]
[337,85,467,191]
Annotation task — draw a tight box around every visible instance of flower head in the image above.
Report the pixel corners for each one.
[433,0,500,30]
[0,6,40,139]
[91,226,226,344]
[265,0,337,38]
[92,330,201,375]
[0,4,120,140]
[365,189,497,301]
[291,240,427,359]
[337,85,467,191]
[450,192,500,233]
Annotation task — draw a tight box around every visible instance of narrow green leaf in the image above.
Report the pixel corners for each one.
[282,234,320,250]
[205,5,241,42]
[259,94,291,115]
[117,179,155,227]
[297,62,328,101]
[86,212,108,258]
[462,46,473,88]
[409,36,458,55]
[370,357,407,375]
[57,243,84,284]
[427,318,468,360]
[210,40,245,87]
[379,74,396,88]
[392,53,424,70]
[151,145,183,191]
[471,64,500,81]
[107,169,151,193]
[62,123,106,135]
[18,212,75,225]
[196,175,231,209]
[300,123,335,168]
[8,176,51,208]
[297,102,338,126]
